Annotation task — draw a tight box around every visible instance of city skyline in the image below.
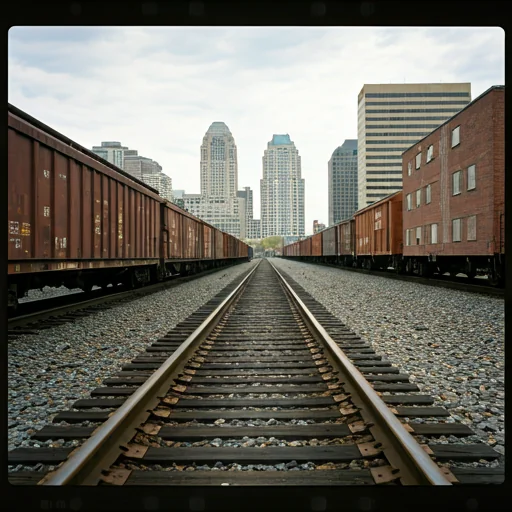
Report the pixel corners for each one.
[8,26,504,234]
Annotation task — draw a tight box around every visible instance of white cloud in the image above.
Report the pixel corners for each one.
[8,26,504,234]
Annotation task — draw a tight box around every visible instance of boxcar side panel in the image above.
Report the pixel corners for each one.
[311,233,322,256]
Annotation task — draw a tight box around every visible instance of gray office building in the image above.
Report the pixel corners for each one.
[328,140,358,226]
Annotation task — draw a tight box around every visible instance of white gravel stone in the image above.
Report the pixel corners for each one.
[8,262,256,452]
[271,259,505,466]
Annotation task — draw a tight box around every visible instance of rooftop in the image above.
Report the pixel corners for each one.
[269,134,292,146]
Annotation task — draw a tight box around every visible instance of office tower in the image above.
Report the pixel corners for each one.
[357,83,471,207]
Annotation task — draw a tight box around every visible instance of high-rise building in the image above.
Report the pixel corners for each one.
[248,219,261,240]
[91,141,129,169]
[237,186,257,239]
[182,122,242,237]
[357,83,471,208]
[201,122,238,198]
[260,134,305,239]
[328,140,358,226]
[142,172,173,202]
[123,154,162,180]
[313,220,326,233]
[183,195,241,238]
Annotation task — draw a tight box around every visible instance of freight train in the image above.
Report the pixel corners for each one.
[8,104,250,308]
[283,86,505,286]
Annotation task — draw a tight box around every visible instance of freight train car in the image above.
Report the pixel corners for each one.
[8,104,164,303]
[8,104,250,307]
[353,191,403,270]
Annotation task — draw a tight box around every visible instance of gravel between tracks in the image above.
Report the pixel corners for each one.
[271,258,505,467]
[8,261,257,451]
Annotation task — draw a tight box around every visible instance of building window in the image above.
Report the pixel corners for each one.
[431,223,438,244]
[467,215,477,240]
[407,162,412,176]
[467,164,476,190]
[426,145,434,162]
[416,226,421,245]
[415,153,421,170]
[406,229,411,246]
[406,193,412,211]
[451,125,460,147]
[452,218,461,242]
[452,170,462,195]
[425,184,431,204]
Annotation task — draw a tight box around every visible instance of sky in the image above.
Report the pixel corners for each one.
[8,26,504,235]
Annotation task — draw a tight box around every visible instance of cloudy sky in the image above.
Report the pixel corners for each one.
[8,26,504,235]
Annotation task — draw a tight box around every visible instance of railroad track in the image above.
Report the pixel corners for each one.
[7,264,242,337]
[8,259,502,486]
[281,258,505,298]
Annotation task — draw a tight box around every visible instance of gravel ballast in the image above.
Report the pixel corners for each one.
[8,261,256,451]
[271,258,505,465]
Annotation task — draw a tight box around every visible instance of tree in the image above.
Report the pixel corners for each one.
[261,236,284,251]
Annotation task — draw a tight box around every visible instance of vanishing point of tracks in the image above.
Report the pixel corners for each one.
[9,259,502,486]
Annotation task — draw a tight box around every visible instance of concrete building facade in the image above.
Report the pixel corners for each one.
[328,139,358,226]
[357,83,471,208]
[260,134,305,239]
[201,122,238,198]
[91,141,128,169]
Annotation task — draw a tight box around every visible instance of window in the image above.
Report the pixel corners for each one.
[452,218,461,242]
[416,189,421,208]
[467,165,476,190]
[452,171,462,195]
[467,215,477,240]
[451,125,460,147]
[406,229,411,246]
[431,223,438,244]
[406,194,412,211]
[415,153,421,170]
[425,184,431,204]
[426,145,434,162]
[408,162,412,176]
[416,227,421,245]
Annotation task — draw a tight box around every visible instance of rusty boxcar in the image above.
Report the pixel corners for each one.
[8,104,251,306]
[8,104,163,302]
[354,191,403,270]
[311,232,323,257]
[321,226,337,260]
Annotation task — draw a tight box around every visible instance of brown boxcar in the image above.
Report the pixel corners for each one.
[203,224,213,259]
[354,191,403,270]
[8,106,162,298]
[401,85,504,282]
[335,219,355,266]
[299,237,312,257]
[162,203,183,259]
[322,226,337,257]
[8,104,251,305]
[311,232,323,257]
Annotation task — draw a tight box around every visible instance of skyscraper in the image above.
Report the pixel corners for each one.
[328,140,358,226]
[357,83,471,208]
[260,134,305,239]
[201,122,238,198]
[91,141,129,169]
[182,122,242,237]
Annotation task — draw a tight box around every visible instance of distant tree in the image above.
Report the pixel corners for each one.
[261,236,284,251]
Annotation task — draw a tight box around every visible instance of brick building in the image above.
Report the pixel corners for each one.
[401,85,504,279]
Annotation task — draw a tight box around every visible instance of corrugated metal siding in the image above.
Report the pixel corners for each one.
[322,226,337,256]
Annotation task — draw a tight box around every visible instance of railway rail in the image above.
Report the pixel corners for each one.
[8,259,502,486]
